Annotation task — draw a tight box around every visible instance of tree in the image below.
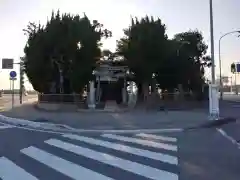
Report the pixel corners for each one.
[172,30,211,92]
[23,10,111,94]
[231,63,236,73]
[116,16,169,100]
[154,30,211,94]
[102,49,112,57]
[154,39,179,91]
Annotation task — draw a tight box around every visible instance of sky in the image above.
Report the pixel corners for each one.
[0,0,240,89]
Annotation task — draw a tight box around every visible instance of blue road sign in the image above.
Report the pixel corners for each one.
[10,71,17,78]
[237,63,240,73]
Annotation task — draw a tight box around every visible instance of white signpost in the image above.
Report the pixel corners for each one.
[10,71,17,108]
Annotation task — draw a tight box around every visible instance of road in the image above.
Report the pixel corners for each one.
[0,123,239,180]
[222,93,240,102]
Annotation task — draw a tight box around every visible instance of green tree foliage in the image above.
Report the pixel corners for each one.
[155,31,211,92]
[23,10,111,93]
[117,17,211,99]
[116,16,169,97]
[172,30,211,92]
[102,49,116,61]
[231,63,236,73]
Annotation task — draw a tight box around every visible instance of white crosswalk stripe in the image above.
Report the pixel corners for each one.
[0,156,38,180]
[21,146,113,180]
[102,134,178,151]
[0,125,14,129]
[0,133,179,180]
[136,133,177,142]
[62,134,178,164]
[46,138,178,180]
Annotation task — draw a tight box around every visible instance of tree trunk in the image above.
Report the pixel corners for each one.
[143,82,149,102]
[137,82,144,102]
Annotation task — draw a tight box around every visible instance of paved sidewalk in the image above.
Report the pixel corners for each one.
[0,95,37,111]
[0,103,210,130]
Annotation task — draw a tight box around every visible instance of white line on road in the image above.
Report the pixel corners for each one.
[217,128,240,149]
[102,134,178,151]
[0,156,38,180]
[0,125,13,129]
[136,133,177,142]
[21,146,113,180]
[45,139,178,180]
[62,134,178,165]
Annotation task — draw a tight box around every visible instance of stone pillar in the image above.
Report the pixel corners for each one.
[128,81,135,108]
[88,81,96,109]
[209,83,219,120]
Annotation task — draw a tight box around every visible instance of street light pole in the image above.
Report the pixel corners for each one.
[219,30,240,99]
[210,0,215,84]
[209,0,220,120]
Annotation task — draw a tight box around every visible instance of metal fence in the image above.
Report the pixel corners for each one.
[221,92,240,102]
[37,91,211,111]
[38,94,86,104]
[142,91,209,110]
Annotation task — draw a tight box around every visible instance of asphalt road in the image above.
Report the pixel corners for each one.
[222,93,240,102]
[0,124,239,180]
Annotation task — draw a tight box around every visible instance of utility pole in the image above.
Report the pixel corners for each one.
[210,0,215,84]
[209,0,219,120]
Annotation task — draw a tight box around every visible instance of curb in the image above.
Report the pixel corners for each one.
[0,114,183,134]
[34,104,131,113]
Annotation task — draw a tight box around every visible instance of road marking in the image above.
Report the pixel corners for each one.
[21,146,113,180]
[0,156,38,180]
[102,134,178,151]
[0,114,183,134]
[217,128,240,149]
[0,121,184,134]
[136,133,177,142]
[0,125,13,129]
[62,134,178,165]
[45,139,178,180]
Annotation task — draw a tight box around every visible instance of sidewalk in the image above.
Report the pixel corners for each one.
[0,102,210,130]
[0,95,37,111]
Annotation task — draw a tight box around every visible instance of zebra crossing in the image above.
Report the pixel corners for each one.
[0,133,179,180]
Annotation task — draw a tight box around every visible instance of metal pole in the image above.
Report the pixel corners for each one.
[235,72,238,95]
[12,79,14,108]
[9,79,11,91]
[97,76,100,103]
[19,64,23,104]
[219,38,223,99]
[209,0,220,120]
[210,0,216,84]
[218,31,240,99]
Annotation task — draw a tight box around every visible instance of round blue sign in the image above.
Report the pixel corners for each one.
[10,71,17,78]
